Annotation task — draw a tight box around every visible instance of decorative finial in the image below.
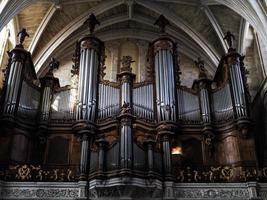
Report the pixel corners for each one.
[223,31,235,50]
[17,28,29,46]
[120,56,134,72]
[154,15,170,33]
[194,57,207,79]
[48,57,59,74]
[84,13,100,34]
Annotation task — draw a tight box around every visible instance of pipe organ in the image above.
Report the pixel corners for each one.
[0,15,257,197]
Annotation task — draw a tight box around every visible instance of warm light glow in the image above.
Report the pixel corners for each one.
[171,146,182,155]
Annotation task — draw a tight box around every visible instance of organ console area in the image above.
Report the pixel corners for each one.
[0,14,258,184]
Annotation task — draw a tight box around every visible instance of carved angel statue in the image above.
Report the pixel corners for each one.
[17,28,29,45]
[121,101,131,114]
[48,57,60,73]
[84,13,100,34]
[223,31,235,49]
[194,57,207,79]
[121,56,134,72]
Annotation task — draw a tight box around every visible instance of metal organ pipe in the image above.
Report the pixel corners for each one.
[4,61,23,114]
[2,46,37,116]
[199,84,211,124]
[153,40,176,122]
[39,61,60,123]
[152,37,179,178]
[97,83,120,120]
[132,84,154,121]
[76,38,102,122]
[73,35,104,179]
[228,55,247,118]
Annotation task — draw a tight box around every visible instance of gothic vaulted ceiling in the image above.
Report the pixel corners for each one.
[1,0,267,98]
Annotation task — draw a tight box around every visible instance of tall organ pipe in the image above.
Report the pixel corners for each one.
[76,37,103,122]
[227,53,248,119]
[153,39,177,122]
[39,72,59,122]
[152,37,179,178]
[197,81,212,125]
[2,49,28,115]
[72,35,104,179]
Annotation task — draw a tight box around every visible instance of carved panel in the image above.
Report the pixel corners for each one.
[45,136,70,165]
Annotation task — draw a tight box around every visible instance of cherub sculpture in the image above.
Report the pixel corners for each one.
[121,101,131,114]
[120,56,134,72]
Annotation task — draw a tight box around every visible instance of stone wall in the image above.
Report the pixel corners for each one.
[0,179,266,200]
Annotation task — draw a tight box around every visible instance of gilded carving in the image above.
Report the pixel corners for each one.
[153,39,173,54]
[81,39,101,52]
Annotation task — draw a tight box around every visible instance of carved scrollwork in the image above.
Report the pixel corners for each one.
[3,165,77,182]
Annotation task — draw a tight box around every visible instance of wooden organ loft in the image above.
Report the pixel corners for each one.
[0,14,260,185]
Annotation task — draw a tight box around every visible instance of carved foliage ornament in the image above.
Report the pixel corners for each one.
[80,39,101,52]
[153,39,173,54]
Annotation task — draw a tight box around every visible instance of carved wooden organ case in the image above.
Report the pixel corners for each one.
[0,25,256,181]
